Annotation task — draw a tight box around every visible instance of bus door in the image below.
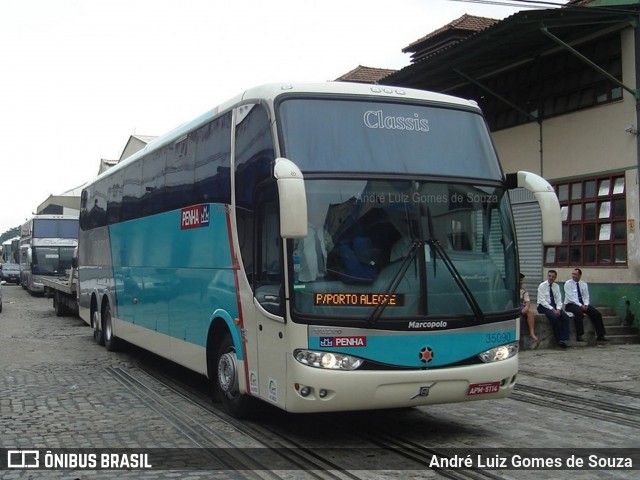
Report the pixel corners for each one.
[234,102,287,404]
[251,183,287,405]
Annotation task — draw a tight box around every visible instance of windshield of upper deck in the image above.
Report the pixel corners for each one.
[277,97,502,180]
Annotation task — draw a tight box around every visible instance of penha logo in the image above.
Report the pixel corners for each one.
[180,204,210,230]
[319,336,367,347]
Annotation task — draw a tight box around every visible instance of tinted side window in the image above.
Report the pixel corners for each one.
[106,170,124,225]
[82,181,108,229]
[234,104,274,282]
[81,111,233,230]
[254,182,282,315]
[122,161,142,221]
[141,149,166,217]
[195,112,232,205]
[165,137,195,212]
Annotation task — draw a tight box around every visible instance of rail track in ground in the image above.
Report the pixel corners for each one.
[99,342,640,479]
[117,350,517,480]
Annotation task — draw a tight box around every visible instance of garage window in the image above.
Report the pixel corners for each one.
[545,173,626,266]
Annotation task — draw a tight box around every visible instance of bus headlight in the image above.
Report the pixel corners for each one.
[478,342,518,363]
[294,349,364,370]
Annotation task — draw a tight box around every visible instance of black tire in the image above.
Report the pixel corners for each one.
[103,302,121,352]
[92,309,105,346]
[54,292,66,317]
[215,332,252,418]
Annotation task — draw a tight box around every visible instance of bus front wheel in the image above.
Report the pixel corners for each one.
[215,332,251,418]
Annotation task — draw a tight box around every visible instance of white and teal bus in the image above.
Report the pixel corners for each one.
[79,82,560,417]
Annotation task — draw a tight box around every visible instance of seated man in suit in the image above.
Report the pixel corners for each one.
[537,270,570,349]
[564,268,608,343]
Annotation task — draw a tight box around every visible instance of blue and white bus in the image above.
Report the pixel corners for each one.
[20,215,79,294]
[79,83,560,417]
[2,236,20,264]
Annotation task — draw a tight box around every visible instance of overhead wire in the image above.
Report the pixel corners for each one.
[447,0,568,9]
[448,0,640,14]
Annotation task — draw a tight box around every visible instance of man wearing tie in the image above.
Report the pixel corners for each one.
[564,268,608,343]
[537,270,571,349]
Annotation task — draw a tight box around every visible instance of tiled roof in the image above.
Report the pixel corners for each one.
[402,14,498,54]
[335,65,397,84]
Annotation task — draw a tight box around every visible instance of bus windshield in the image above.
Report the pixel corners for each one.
[32,246,75,275]
[290,179,517,321]
[33,219,79,238]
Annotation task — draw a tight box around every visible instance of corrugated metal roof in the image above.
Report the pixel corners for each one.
[382,6,636,92]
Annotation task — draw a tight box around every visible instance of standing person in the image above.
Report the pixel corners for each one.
[537,270,571,349]
[564,268,608,343]
[519,273,538,342]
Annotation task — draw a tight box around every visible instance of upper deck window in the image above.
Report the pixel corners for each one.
[32,219,78,239]
[278,98,502,180]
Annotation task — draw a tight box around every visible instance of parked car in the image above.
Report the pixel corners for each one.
[0,280,5,313]
[0,263,20,284]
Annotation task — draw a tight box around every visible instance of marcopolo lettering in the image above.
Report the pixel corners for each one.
[407,320,448,329]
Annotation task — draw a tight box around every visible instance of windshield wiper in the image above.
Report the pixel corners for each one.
[366,240,422,325]
[428,238,485,322]
[422,204,484,322]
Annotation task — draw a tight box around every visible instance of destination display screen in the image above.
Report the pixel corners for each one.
[314,293,405,307]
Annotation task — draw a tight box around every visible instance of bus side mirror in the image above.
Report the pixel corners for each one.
[507,171,561,245]
[273,158,308,238]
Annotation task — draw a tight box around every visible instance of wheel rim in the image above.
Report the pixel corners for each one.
[92,311,99,331]
[218,351,239,398]
[104,308,112,341]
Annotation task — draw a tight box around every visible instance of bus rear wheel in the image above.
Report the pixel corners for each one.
[92,309,105,346]
[215,332,251,418]
[103,303,120,352]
